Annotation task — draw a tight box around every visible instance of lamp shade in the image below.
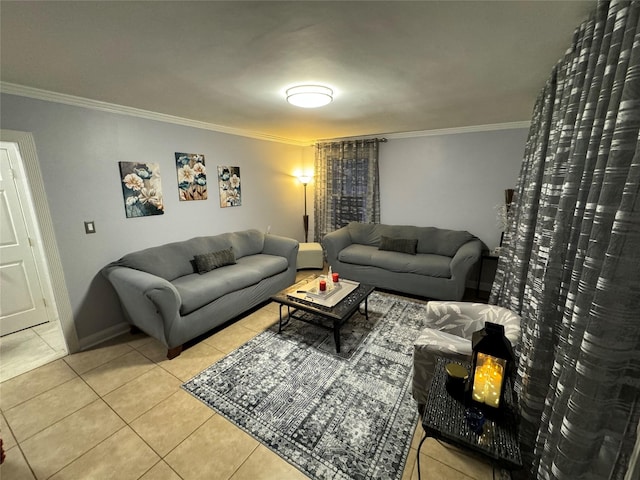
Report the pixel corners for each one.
[286,85,333,108]
[467,322,514,411]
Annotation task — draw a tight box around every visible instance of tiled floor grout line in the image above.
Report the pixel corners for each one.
[32,325,63,354]
[1,364,70,410]
[420,453,475,480]
[7,396,97,479]
[4,376,88,446]
[62,345,134,377]
[422,438,496,480]
[155,415,214,477]
[227,440,262,480]
[0,410,18,450]
[13,437,38,480]
[44,423,123,480]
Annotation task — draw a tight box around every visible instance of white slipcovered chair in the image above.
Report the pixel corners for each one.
[412,301,521,408]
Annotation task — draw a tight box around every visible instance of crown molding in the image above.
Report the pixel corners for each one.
[2,82,530,147]
[0,82,309,146]
[316,121,530,144]
[384,121,531,139]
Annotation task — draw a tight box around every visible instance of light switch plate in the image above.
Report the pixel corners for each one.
[84,221,96,234]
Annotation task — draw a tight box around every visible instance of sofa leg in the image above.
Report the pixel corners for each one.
[167,345,183,360]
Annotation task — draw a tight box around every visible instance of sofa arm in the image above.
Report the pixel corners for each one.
[450,239,482,279]
[102,266,182,347]
[426,301,521,347]
[262,234,299,267]
[426,301,487,338]
[322,227,352,264]
[412,329,473,405]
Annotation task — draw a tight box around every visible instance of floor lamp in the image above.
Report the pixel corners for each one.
[298,175,311,243]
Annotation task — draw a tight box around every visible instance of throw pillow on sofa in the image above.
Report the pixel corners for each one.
[194,247,236,273]
[378,236,418,255]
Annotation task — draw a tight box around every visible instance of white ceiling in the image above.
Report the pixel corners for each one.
[0,1,595,145]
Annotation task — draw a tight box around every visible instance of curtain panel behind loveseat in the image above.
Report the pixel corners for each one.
[314,139,381,242]
[490,1,640,479]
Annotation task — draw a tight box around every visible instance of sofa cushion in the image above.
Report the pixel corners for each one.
[417,229,475,256]
[235,254,288,278]
[226,229,265,259]
[194,247,236,274]
[377,224,429,243]
[186,236,234,260]
[347,222,379,246]
[379,236,418,255]
[338,244,452,277]
[117,241,199,281]
[173,253,288,315]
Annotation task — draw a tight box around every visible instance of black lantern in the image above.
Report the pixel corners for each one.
[467,322,514,411]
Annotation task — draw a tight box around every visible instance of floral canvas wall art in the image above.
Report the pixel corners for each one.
[218,166,241,208]
[119,162,164,218]
[175,152,207,201]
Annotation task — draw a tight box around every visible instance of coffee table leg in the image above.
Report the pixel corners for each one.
[278,304,290,333]
[333,320,341,353]
[358,297,369,319]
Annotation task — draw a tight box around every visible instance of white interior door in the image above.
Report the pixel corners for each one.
[0,143,50,335]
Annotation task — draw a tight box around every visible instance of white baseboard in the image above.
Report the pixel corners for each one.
[78,322,130,351]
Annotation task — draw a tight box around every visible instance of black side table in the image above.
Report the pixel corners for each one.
[416,357,522,478]
[476,253,499,297]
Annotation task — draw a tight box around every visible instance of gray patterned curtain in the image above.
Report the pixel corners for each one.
[490,2,640,479]
[313,139,380,241]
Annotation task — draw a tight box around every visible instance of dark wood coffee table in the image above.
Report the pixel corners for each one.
[270,275,375,353]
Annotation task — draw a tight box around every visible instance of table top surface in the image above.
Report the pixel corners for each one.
[271,275,375,320]
[422,356,523,470]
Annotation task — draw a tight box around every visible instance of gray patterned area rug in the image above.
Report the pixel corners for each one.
[182,291,428,480]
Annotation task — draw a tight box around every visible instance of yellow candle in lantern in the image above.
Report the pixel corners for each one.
[472,353,505,408]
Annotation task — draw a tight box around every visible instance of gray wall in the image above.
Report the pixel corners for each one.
[379,129,527,249]
[1,94,308,346]
[1,92,527,347]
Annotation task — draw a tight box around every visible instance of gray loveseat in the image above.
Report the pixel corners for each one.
[102,229,298,358]
[323,222,481,300]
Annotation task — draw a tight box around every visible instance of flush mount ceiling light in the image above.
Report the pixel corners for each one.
[286,85,333,108]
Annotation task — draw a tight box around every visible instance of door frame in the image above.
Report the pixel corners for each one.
[1,130,79,353]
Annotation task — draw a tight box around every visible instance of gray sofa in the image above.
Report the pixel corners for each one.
[102,229,298,358]
[323,222,481,300]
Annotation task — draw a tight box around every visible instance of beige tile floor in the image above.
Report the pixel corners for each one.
[0,280,501,480]
[0,321,67,383]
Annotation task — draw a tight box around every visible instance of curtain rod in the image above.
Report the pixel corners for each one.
[313,137,388,146]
